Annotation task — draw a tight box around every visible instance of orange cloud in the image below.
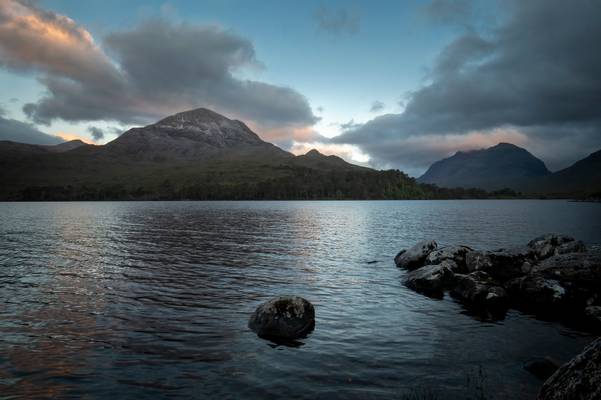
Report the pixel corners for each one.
[54,132,92,144]
[0,0,120,84]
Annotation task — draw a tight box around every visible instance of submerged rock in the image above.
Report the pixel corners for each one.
[538,338,601,400]
[394,240,437,270]
[525,357,560,380]
[402,262,455,297]
[248,296,315,340]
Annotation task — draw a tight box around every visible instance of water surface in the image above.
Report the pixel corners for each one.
[1,200,601,399]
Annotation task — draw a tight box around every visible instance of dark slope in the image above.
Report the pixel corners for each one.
[418,143,550,190]
[536,149,601,195]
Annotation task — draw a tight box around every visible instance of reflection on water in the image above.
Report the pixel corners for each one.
[1,200,601,399]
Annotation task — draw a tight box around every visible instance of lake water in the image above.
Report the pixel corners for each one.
[1,200,601,399]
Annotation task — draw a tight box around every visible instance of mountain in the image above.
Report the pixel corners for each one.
[104,108,288,161]
[0,108,448,201]
[536,149,601,196]
[48,139,89,153]
[418,143,551,191]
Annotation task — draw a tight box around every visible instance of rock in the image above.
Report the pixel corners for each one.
[248,296,315,339]
[585,306,601,325]
[557,240,587,255]
[465,251,492,273]
[402,262,455,297]
[531,250,601,285]
[466,247,532,281]
[506,274,567,310]
[451,271,508,313]
[538,338,601,400]
[425,245,473,272]
[528,233,585,260]
[525,357,560,380]
[394,240,438,270]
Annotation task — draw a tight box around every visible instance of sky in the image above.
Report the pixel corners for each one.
[0,0,600,176]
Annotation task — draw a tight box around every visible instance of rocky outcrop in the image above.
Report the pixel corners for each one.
[451,271,508,314]
[538,338,601,400]
[425,245,472,272]
[528,234,586,260]
[249,296,315,340]
[395,234,600,323]
[394,240,437,270]
[402,262,455,297]
[466,247,533,281]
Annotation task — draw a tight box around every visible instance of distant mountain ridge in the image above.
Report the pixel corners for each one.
[418,142,600,195]
[0,108,434,200]
[418,143,551,190]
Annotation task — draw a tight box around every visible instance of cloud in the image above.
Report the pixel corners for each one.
[289,141,370,165]
[370,101,385,113]
[0,1,317,143]
[0,116,63,145]
[0,105,5,117]
[55,131,92,143]
[334,0,601,174]
[314,6,360,35]
[87,126,104,141]
[339,119,362,131]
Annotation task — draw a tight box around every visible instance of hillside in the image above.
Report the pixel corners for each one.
[535,149,601,196]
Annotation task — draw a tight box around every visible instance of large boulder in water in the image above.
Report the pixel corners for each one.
[394,240,437,270]
[538,338,601,400]
[402,261,455,297]
[249,296,315,340]
[528,233,586,261]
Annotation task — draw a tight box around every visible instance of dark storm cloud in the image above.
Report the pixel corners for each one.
[0,116,63,145]
[0,1,317,136]
[334,0,601,173]
[87,126,104,141]
[370,101,385,113]
[314,6,360,35]
[339,119,362,131]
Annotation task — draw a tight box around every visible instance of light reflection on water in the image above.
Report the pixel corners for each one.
[1,200,601,399]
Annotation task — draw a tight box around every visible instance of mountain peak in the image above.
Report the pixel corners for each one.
[305,149,322,156]
[155,107,232,128]
[493,142,520,149]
